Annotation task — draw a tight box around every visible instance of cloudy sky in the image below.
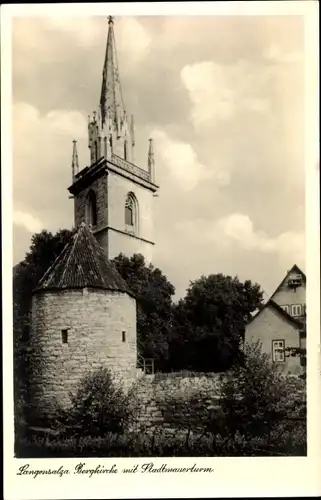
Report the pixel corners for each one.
[12,12,306,299]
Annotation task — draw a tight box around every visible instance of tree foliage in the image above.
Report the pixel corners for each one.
[14,229,74,322]
[111,253,175,370]
[169,274,264,372]
[220,340,306,454]
[220,341,289,438]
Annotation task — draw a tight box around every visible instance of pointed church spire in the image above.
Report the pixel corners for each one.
[71,140,79,182]
[148,138,155,183]
[100,16,125,130]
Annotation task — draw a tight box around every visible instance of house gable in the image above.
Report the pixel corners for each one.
[268,264,306,320]
[271,263,305,297]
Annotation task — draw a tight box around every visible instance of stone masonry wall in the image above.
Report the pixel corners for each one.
[131,373,305,437]
[107,172,154,262]
[30,288,138,419]
[132,373,223,435]
[108,229,153,264]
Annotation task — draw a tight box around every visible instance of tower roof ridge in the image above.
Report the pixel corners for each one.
[33,223,134,296]
[100,16,125,128]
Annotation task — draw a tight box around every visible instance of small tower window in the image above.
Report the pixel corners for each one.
[122,331,126,343]
[62,329,68,344]
[86,190,98,227]
[125,197,133,226]
[124,140,128,160]
[125,192,138,233]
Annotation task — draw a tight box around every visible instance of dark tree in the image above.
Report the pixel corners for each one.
[14,228,74,322]
[169,274,264,372]
[13,228,74,434]
[111,253,175,371]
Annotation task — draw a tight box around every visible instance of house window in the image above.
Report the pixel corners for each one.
[125,192,138,233]
[122,331,126,343]
[61,329,68,344]
[280,305,290,314]
[272,340,285,362]
[292,304,302,317]
[86,190,98,227]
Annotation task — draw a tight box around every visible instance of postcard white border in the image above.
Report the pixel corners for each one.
[2,2,320,499]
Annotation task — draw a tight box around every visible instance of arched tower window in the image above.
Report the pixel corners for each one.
[86,190,98,227]
[125,192,138,233]
[124,140,128,160]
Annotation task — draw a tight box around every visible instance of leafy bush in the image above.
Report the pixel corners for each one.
[219,340,306,455]
[59,367,137,438]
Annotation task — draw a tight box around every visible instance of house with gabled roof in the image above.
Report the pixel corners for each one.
[245,264,306,375]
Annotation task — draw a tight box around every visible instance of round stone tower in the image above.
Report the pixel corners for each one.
[29,222,137,421]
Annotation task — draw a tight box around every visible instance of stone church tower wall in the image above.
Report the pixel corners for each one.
[74,175,108,230]
[68,16,158,264]
[107,173,154,261]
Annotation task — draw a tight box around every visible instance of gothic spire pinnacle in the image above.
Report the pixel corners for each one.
[71,140,79,182]
[148,138,155,183]
[100,16,125,129]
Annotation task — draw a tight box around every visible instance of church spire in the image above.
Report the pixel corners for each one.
[100,16,125,130]
[71,140,79,182]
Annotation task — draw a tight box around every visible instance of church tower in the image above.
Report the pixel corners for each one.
[68,16,159,262]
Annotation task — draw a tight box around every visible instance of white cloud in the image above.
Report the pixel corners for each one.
[218,213,256,250]
[151,129,230,190]
[45,17,103,48]
[216,212,305,266]
[181,60,270,130]
[244,97,269,113]
[264,44,303,64]
[174,212,305,277]
[13,211,44,233]
[46,110,87,138]
[13,101,86,233]
[118,18,151,63]
[151,129,209,190]
[14,103,87,139]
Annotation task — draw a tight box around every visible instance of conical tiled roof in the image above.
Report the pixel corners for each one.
[33,223,133,296]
